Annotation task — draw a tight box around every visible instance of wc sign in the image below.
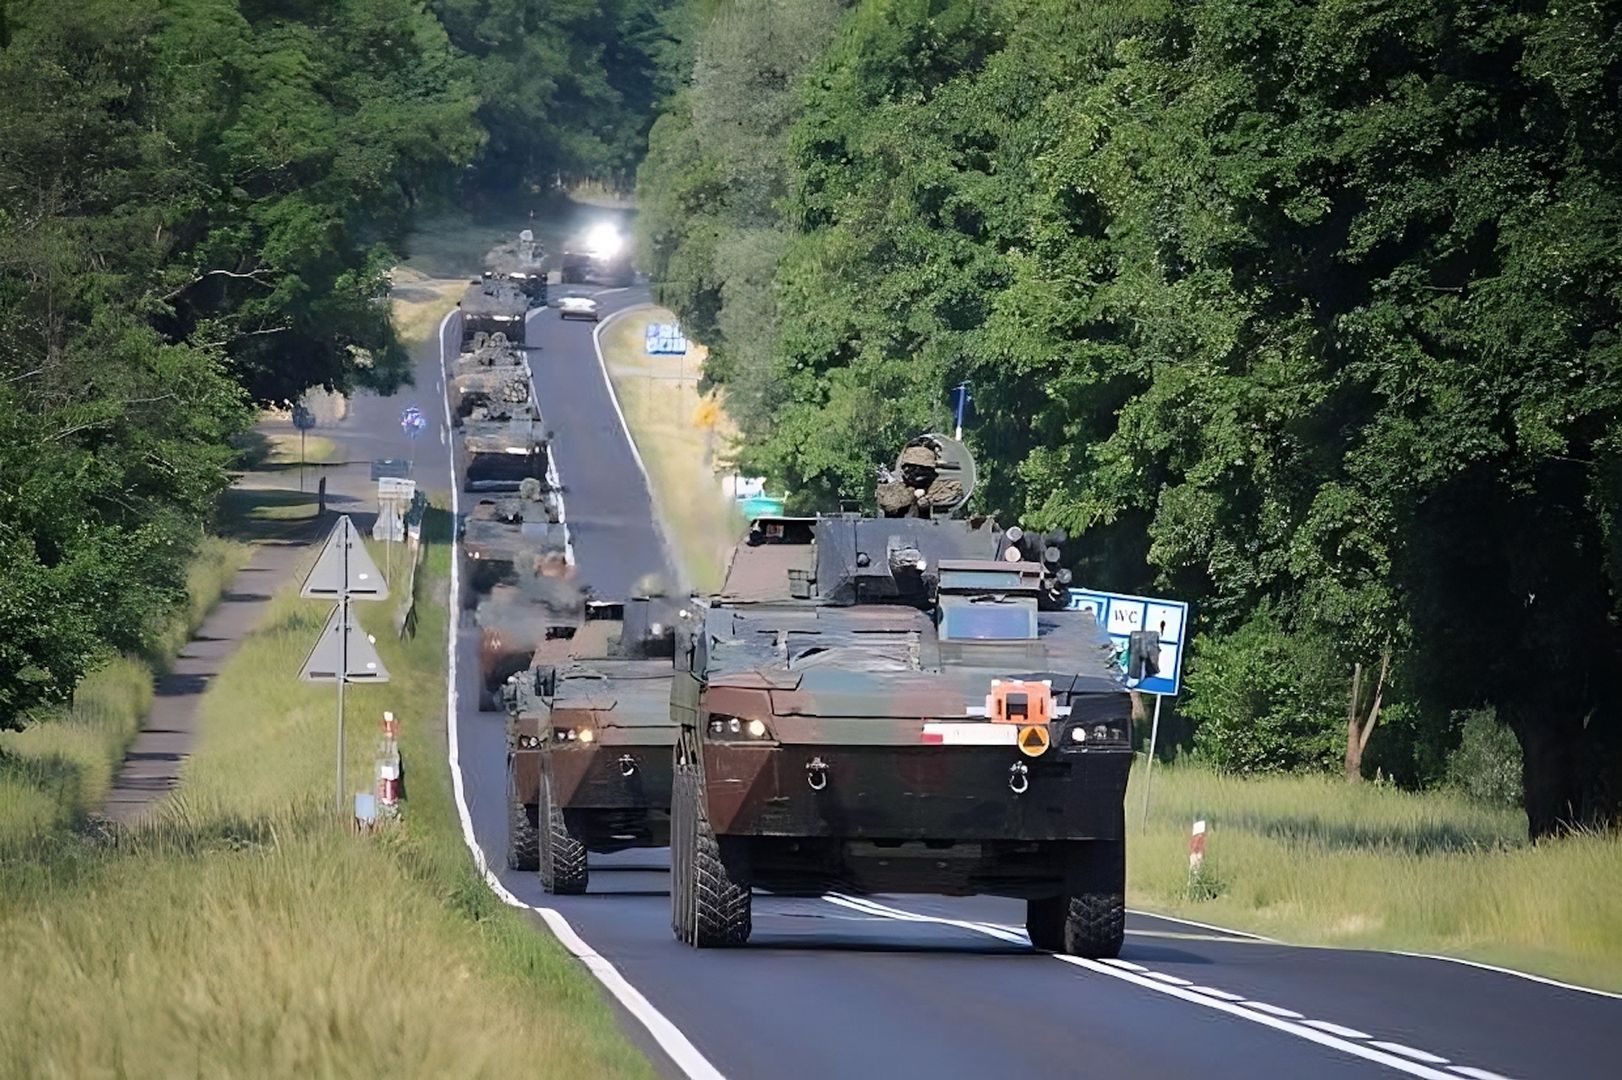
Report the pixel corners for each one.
[1066,590,1190,697]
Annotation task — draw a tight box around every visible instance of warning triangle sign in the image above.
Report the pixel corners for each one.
[1018,725,1051,757]
[298,603,390,683]
[301,516,388,601]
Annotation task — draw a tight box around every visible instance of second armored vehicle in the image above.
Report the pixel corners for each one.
[668,435,1134,957]
[503,595,679,890]
[459,273,529,347]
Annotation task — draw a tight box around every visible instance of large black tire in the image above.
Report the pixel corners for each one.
[538,772,588,895]
[505,760,538,871]
[671,757,751,947]
[1025,840,1126,958]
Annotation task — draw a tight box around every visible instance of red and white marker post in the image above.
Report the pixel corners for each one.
[1189,819,1207,877]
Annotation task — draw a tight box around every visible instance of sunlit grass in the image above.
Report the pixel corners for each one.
[1127,763,1622,990]
[0,507,651,1078]
[599,306,745,593]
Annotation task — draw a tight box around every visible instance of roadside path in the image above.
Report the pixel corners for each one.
[101,531,316,825]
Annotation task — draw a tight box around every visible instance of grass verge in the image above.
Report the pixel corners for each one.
[599,306,745,593]
[0,504,651,1078]
[1127,763,1622,991]
[0,536,249,846]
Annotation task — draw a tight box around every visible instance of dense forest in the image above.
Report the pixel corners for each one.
[0,0,675,726]
[637,0,1622,834]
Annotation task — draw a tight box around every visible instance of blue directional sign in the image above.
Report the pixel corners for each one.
[645,322,688,355]
[1066,589,1190,696]
[292,404,316,431]
[400,406,426,440]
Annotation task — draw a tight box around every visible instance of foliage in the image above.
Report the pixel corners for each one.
[1183,607,1344,774]
[1446,709,1525,809]
[640,0,1622,834]
[0,0,478,724]
[432,0,682,191]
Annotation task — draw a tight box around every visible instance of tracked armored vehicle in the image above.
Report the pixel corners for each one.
[459,273,529,348]
[502,595,679,889]
[668,435,1133,957]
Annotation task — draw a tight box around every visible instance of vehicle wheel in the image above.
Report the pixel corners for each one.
[672,754,751,947]
[1025,840,1125,958]
[505,760,538,871]
[538,772,588,894]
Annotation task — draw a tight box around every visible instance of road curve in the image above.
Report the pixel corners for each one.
[400,283,1621,1080]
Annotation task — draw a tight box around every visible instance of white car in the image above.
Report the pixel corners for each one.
[558,296,599,322]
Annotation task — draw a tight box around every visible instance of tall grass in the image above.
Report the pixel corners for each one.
[0,509,651,1078]
[0,537,248,846]
[1128,763,1622,991]
[599,307,745,593]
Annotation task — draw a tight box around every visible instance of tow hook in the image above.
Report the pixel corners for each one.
[1009,761,1029,795]
[617,754,637,777]
[806,756,829,791]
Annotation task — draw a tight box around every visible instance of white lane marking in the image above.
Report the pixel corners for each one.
[828,894,1462,1080]
[591,304,683,589]
[1302,1020,1374,1039]
[1450,1068,1515,1080]
[1145,972,1195,986]
[1187,986,1247,1001]
[1135,909,1618,1001]
[523,311,575,567]
[436,307,722,1080]
[1099,958,1147,972]
[1392,950,1622,1002]
[1244,1001,1306,1019]
[1371,1042,1451,1065]
[439,424,446,446]
[1126,909,1276,942]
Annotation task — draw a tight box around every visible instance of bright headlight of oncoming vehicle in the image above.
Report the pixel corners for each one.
[706,715,773,740]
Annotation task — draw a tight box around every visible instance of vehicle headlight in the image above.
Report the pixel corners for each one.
[706,715,773,740]
[1068,722,1128,746]
[553,727,595,743]
[517,735,540,749]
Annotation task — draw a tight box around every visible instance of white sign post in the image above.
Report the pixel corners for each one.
[299,516,390,815]
[1067,588,1191,828]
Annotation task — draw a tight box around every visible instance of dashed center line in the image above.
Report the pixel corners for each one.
[826,893,1516,1080]
[1372,1042,1453,1065]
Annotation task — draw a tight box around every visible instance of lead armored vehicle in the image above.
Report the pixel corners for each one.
[459,273,529,347]
[668,435,1133,956]
[503,594,679,890]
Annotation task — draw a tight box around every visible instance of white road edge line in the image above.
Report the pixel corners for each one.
[1302,1019,1374,1039]
[1125,908,1276,942]
[590,303,684,591]
[437,308,724,1080]
[824,894,1462,1080]
[1391,950,1622,1002]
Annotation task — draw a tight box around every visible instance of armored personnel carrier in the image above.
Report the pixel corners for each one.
[461,417,552,493]
[502,594,679,888]
[667,435,1133,956]
[459,273,529,348]
[487,229,548,307]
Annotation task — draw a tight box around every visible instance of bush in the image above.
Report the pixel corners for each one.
[1446,709,1523,808]
[1183,608,1345,774]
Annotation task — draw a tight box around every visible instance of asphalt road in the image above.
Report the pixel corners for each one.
[351,278,1622,1080]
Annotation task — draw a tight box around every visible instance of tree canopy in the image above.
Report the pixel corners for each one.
[0,0,676,724]
[637,0,1622,835]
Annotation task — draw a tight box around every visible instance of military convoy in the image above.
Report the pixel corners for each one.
[665,435,1135,958]
[449,231,1135,956]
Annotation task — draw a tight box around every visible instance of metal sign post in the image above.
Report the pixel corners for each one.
[1066,587,1190,828]
[292,404,316,492]
[299,516,390,815]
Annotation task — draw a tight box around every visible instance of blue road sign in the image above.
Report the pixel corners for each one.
[1066,589,1190,696]
[645,322,688,355]
[292,404,316,431]
[400,406,426,439]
